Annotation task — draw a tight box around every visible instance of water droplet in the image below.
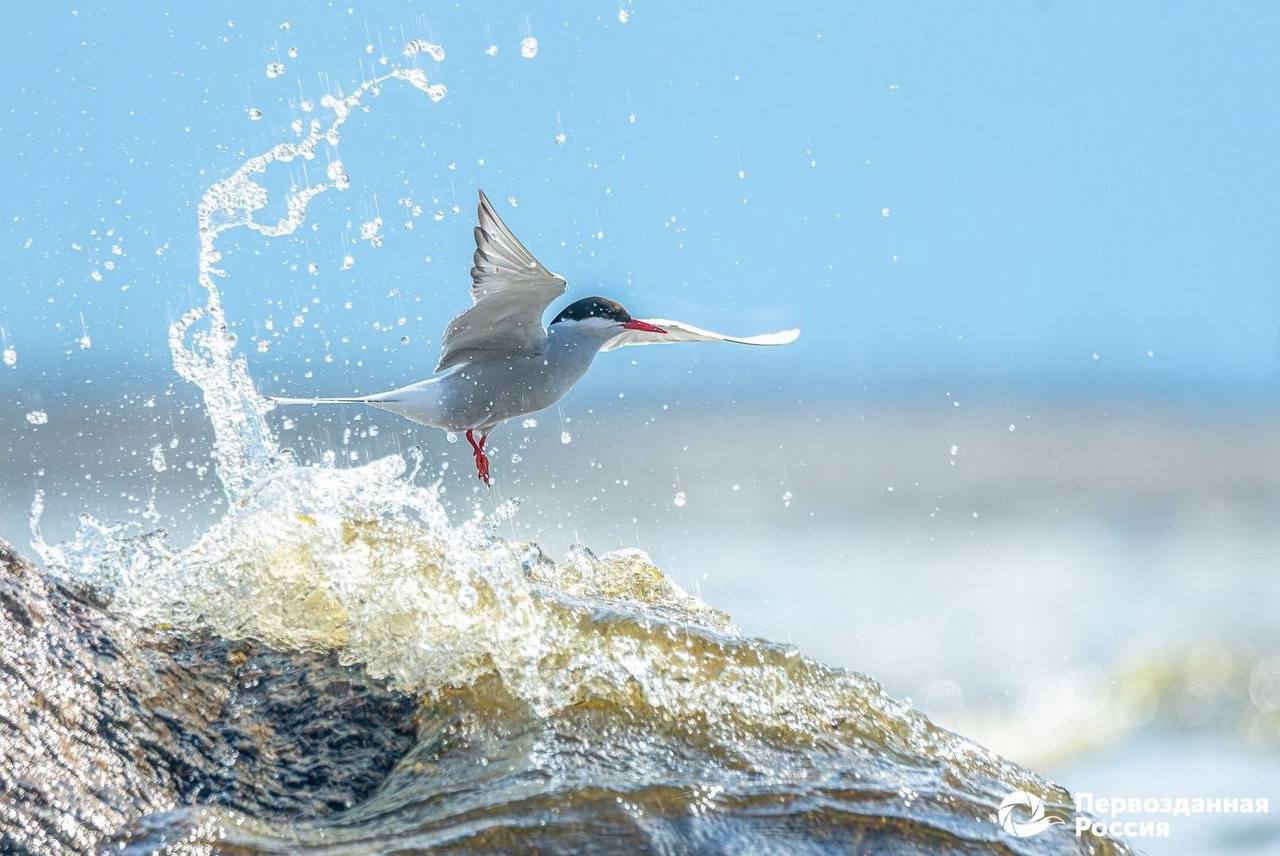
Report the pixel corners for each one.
[341,254,354,270]
[446,432,459,444]
[950,444,959,456]
[520,36,539,59]
[457,584,478,610]
[3,346,16,367]
[25,410,48,426]
[737,169,746,180]
[485,44,499,57]
[522,417,538,428]
[360,218,383,244]
[287,46,298,59]
[781,490,793,507]
[1091,352,1100,361]
[618,8,631,23]
[247,107,263,121]
[560,431,572,445]
[673,491,687,507]
[150,445,168,473]
[554,132,567,145]
[1008,423,1016,432]
[880,207,891,218]
[265,62,285,79]
[399,335,409,344]
[78,335,92,350]
[394,68,444,101]
[403,39,445,61]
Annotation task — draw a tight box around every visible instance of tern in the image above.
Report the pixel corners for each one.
[273,191,799,485]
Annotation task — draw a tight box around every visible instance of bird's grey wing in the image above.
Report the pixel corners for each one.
[435,191,567,372]
[601,318,801,351]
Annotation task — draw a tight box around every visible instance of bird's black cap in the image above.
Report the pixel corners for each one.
[551,296,632,325]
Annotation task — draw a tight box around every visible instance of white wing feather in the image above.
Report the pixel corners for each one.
[602,319,800,351]
[435,191,567,371]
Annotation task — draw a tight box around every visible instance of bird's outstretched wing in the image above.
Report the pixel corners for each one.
[435,191,567,371]
[602,319,800,351]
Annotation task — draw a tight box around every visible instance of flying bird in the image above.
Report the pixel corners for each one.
[273,191,799,485]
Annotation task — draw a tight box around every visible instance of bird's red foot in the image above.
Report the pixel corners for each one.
[466,429,491,487]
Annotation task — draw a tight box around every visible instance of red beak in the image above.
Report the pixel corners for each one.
[621,319,668,334]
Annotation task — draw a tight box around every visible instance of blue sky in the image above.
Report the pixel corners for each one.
[2,1,1278,403]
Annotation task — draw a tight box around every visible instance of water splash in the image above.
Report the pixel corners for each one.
[171,66,445,505]
[32,449,1041,795]
[30,57,450,603]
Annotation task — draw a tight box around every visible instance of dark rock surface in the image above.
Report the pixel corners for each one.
[0,540,417,854]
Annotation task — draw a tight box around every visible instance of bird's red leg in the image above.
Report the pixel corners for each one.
[477,433,490,484]
[466,429,490,486]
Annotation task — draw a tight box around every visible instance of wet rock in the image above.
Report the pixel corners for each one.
[0,538,1130,855]
[0,540,417,854]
